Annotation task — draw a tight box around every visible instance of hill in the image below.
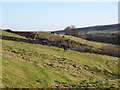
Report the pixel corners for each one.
[54,24,119,45]
[1,31,119,88]
[5,30,119,57]
[54,24,119,34]
[77,24,118,31]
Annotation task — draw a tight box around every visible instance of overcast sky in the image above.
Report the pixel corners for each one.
[1,2,118,31]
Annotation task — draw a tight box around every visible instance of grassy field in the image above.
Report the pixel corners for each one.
[33,31,117,50]
[88,30,119,34]
[0,31,27,39]
[2,31,119,88]
[58,34,118,52]
[8,31,117,49]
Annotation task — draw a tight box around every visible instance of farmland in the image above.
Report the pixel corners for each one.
[1,31,119,88]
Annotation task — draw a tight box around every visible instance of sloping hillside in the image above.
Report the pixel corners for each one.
[1,31,27,39]
[2,31,119,88]
[54,24,119,34]
[10,31,120,57]
[8,30,118,50]
[54,24,119,45]
[77,24,118,31]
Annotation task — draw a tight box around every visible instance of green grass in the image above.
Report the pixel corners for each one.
[2,31,119,88]
[36,32,65,41]
[35,31,116,50]
[90,30,119,34]
[59,34,116,49]
[1,31,27,39]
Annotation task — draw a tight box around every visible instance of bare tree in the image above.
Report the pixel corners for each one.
[64,25,78,36]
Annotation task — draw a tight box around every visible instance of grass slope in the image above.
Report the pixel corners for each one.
[89,29,119,34]
[2,31,119,88]
[33,32,117,51]
[59,34,116,49]
[1,31,27,39]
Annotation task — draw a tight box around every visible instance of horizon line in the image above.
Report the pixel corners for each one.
[1,23,118,32]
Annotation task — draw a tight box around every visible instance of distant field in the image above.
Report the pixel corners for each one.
[2,31,119,88]
[88,29,119,34]
[1,31,27,39]
[31,31,117,49]
[59,34,117,50]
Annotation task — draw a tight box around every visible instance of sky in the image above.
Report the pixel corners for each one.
[1,2,118,31]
